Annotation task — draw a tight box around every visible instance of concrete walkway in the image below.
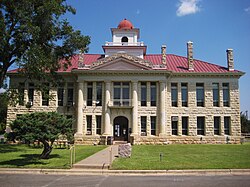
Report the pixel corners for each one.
[73,145,118,169]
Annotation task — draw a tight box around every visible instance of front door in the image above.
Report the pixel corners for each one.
[113,116,128,141]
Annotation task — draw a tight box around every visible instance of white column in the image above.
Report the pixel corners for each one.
[104,81,111,135]
[159,81,166,135]
[132,81,138,135]
[76,82,84,136]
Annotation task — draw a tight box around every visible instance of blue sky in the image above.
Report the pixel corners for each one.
[65,0,250,113]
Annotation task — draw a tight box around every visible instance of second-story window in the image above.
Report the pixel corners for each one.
[150,82,156,106]
[223,83,229,107]
[87,82,93,106]
[18,83,25,106]
[57,84,64,106]
[96,82,102,106]
[67,83,74,106]
[113,82,130,106]
[28,83,34,105]
[42,83,49,106]
[196,83,204,107]
[213,83,219,107]
[181,83,188,107]
[141,82,147,106]
[171,83,178,107]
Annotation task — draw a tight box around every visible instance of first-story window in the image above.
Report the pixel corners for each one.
[141,116,147,136]
[224,116,230,135]
[214,116,220,135]
[86,115,92,135]
[171,116,178,135]
[182,117,188,135]
[197,117,205,135]
[96,115,102,135]
[150,116,156,135]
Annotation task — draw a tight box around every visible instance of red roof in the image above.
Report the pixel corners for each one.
[8,54,241,74]
[117,19,134,30]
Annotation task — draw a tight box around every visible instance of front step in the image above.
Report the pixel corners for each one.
[113,141,127,145]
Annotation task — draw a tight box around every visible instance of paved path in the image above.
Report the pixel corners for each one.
[73,145,118,169]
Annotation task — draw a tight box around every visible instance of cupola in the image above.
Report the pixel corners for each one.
[117,19,134,30]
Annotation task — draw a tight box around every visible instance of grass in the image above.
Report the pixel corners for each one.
[111,143,250,170]
[0,144,106,169]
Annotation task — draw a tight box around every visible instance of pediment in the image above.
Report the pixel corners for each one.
[90,53,153,70]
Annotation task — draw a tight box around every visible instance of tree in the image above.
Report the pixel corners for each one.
[241,112,250,133]
[0,91,8,134]
[10,112,73,159]
[0,0,90,88]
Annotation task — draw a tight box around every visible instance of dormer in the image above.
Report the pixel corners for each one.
[103,19,147,58]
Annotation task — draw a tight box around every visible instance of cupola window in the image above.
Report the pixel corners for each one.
[121,36,128,43]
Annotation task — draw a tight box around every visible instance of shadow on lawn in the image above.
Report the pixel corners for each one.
[0,154,61,167]
[0,144,22,153]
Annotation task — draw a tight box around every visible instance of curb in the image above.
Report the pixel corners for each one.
[0,168,250,176]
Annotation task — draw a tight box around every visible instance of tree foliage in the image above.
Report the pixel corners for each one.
[10,112,73,159]
[241,112,250,133]
[0,92,8,134]
[0,0,90,88]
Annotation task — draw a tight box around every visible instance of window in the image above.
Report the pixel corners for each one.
[171,83,178,107]
[150,82,157,106]
[151,116,156,135]
[141,116,147,136]
[181,83,188,107]
[213,83,219,107]
[28,83,34,104]
[224,117,230,135]
[197,117,205,135]
[86,115,92,135]
[42,83,49,106]
[96,82,102,106]
[196,83,204,107]
[57,84,64,106]
[96,116,102,135]
[67,83,74,106]
[171,116,178,135]
[87,82,93,106]
[18,83,25,106]
[182,117,188,135]
[141,82,147,106]
[214,116,220,135]
[223,83,229,107]
[121,36,128,43]
[113,82,130,106]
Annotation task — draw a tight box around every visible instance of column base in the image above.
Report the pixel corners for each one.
[159,133,167,138]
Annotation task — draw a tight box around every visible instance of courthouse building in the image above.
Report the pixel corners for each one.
[7,19,244,144]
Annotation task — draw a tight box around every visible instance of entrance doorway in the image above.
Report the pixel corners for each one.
[113,116,128,141]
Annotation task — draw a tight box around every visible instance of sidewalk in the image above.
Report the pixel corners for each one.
[73,145,118,169]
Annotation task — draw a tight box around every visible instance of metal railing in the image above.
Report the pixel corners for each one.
[105,42,144,46]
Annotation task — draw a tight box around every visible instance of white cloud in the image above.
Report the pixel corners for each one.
[245,7,250,13]
[176,0,201,17]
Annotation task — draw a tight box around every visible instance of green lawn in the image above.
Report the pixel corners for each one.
[111,144,250,170]
[0,144,106,169]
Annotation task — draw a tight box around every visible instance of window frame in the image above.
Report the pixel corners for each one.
[214,116,221,135]
[150,116,156,135]
[86,115,92,135]
[96,115,102,135]
[141,82,147,106]
[171,83,178,107]
[181,83,188,107]
[141,116,147,136]
[197,116,205,135]
[182,117,189,135]
[213,83,220,107]
[150,82,157,106]
[223,83,230,107]
[196,83,204,107]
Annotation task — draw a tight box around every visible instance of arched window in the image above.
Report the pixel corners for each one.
[121,36,128,43]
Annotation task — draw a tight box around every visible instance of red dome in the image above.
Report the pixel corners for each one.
[117,19,134,29]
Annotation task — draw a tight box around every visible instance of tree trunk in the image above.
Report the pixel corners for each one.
[40,140,52,159]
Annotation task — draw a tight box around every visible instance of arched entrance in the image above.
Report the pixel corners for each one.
[113,116,128,141]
